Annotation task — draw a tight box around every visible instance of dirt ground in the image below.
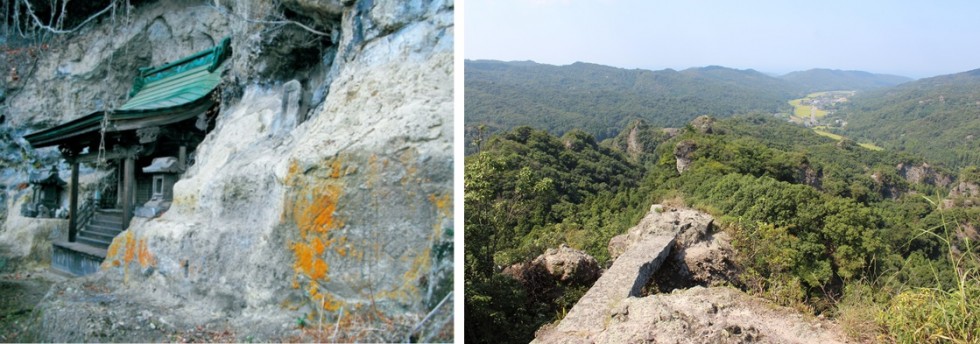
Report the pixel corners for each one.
[0,270,65,342]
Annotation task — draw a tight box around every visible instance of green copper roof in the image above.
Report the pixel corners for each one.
[22,111,104,147]
[24,37,231,148]
[120,37,231,112]
[118,63,223,112]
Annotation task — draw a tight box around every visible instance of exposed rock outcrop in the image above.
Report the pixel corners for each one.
[674,140,697,174]
[536,205,697,343]
[691,115,715,134]
[626,125,643,159]
[588,286,845,344]
[647,211,739,293]
[607,205,737,293]
[870,170,906,200]
[608,204,712,260]
[537,205,844,344]
[797,162,823,189]
[504,244,600,286]
[897,162,951,188]
[5,0,232,128]
[0,169,108,272]
[945,180,980,208]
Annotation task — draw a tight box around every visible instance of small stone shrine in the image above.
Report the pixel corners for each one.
[22,166,66,218]
[135,156,183,218]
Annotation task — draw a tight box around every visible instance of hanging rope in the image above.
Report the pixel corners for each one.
[93,0,123,206]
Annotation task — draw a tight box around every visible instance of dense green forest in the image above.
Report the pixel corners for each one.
[465,116,980,344]
[780,68,911,93]
[465,60,801,149]
[841,68,980,170]
[465,60,916,153]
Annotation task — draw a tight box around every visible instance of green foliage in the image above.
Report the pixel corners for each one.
[465,60,801,151]
[842,69,980,170]
[876,202,980,343]
[779,68,911,93]
[960,166,980,184]
[464,274,543,344]
[464,126,648,343]
[465,115,979,342]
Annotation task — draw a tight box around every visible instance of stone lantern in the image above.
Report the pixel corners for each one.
[23,166,66,218]
[135,156,182,218]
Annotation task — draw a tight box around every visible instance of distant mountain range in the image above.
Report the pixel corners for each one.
[780,68,912,93]
[465,60,912,148]
[841,68,980,169]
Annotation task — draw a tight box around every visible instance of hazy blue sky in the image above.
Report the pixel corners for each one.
[465,0,980,78]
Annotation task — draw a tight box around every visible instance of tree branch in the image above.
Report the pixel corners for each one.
[405,291,453,342]
[208,3,329,37]
[20,0,114,34]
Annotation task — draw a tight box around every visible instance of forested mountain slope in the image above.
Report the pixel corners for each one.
[842,68,980,169]
[465,60,800,145]
[465,115,980,344]
[780,68,911,93]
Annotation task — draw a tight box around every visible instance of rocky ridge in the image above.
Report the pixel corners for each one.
[534,205,846,344]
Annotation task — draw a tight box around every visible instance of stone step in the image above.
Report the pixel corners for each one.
[52,241,107,276]
[85,223,123,236]
[76,236,112,250]
[93,212,124,222]
[78,228,118,243]
[90,217,124,228]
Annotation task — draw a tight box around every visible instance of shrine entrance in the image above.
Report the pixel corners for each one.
[23,38,231,275]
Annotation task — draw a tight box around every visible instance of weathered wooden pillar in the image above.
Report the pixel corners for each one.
[116,161,124,209]
[122,157,135,231]
[68,160,79,242]
[178,145,187,170]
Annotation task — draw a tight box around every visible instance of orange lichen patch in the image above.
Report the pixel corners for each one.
[136,239,156,268]
[308,281,342,312]
[292,242,324,280]
[284,156,357,314]
[101,231,156,270]
[104,232,125,262]
[291,184,343,237]
[429,193,452,219]
[123,231,137,263]
[311,237,326,255]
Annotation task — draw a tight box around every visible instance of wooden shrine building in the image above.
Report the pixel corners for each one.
[23,38,231,275]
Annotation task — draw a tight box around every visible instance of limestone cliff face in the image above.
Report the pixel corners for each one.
[5,0,232,128]
[2,0,452,341]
